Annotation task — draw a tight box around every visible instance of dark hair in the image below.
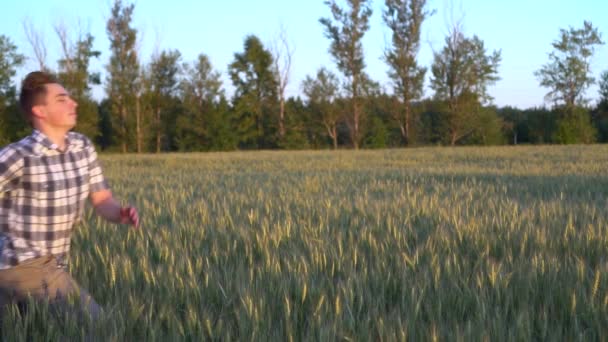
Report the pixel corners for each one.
[19,71,59,123]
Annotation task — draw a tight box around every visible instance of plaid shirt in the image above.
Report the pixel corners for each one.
[0,130,109,269]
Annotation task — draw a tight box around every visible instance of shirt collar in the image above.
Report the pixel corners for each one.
[31,129,72,153]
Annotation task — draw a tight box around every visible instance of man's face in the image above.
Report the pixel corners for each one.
[34,83,78,130]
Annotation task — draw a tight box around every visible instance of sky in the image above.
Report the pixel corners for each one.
[1,0,607,109]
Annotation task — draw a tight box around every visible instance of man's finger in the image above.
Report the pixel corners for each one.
[129,208,140,227]
[120,207,129,219]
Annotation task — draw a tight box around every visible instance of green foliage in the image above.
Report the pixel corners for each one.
[176,53,232,151]
[363,115,388,148]
[204,97,238,151]
[320,0,373,148]
[553,106,597,144]
[592,113,608,143]
[4,9,608,151]
[74,98,100,141]
[430,28,501,145]
[497,106,523,145]
[156,97,183,151]
[97,99,114,150]
[417,99,505,146]
[364,93,402,148]
[148,49,182,152]
[382,0,428,100]
[599,71,608,110]
[0,35,26,145]
[229,35,278,149]
[416,99,448,145]
[302,67,342,149]
[57,33,101,99]
[319,0,372,79]
[0,103,29,146]
[462,106,506,145]
[382,0,432,145]
[430,30,501,104]
[521,107,558,144]
[593,73,608,142]
[105,0,139,152]
[278,97,310,150]
[536,21,604,108]
[0,35,24,102]
[57,33,101,140]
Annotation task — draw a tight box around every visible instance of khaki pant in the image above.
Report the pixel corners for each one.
[0,255,101,321]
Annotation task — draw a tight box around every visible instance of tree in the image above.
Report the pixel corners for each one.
[553,106,597,144]
[271,25,295,145]
[106,0,139,153]
[535,22,603,144]
[417,98,449,145]
[0,35,25,145]
[320,0,373,149]
[22,18,49,72]
[594,71,608,142]
[364,115,389,148]
[430,25,501,145]
[229,35,278,149]
[204,97,236,151]
[599,71,608,109]
[55,24,101,140]
[177,53,232,151]
[0,36,24,106]
[148,49,181,152]
[461,106,505,145]
[133,67,147,153]
[382,0,432,146]
[302,67,342,149]
[524,107,559,144]
[535,21,604,108]
[497,106,524,144]
[97,98,114,150]
[363,91,395,149]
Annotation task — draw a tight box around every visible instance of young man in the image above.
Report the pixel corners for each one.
[0,71,139,319]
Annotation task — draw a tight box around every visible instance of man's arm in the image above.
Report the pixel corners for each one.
[0,146,24,193]
[90,189,139,227]
[83,135,139,227]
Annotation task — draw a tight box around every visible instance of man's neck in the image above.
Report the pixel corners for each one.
[36,127,68,151]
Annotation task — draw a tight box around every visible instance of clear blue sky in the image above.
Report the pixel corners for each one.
[1,0,607,109]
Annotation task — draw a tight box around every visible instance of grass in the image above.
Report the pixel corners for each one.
[2,145,608,340]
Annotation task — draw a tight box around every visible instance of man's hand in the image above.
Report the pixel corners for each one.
[91,190,140,228]
[120,206,140,228]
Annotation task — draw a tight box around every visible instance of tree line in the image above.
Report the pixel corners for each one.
[1,0,607,152]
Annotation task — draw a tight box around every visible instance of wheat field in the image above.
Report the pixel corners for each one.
[2,145,608,340]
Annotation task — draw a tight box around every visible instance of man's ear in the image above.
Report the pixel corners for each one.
[31,105,45,120]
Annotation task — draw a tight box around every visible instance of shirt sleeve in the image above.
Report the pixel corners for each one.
[85,138,110,193]
[0,146,23,193]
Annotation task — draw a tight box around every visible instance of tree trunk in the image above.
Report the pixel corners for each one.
[399,123,407,145]
[352,98,360,150]
[121,106,127,153]
[257,109,264,148]
[404,104,411,146]
[136,95,142,153]
[156,107,161,153]
[279,97,286,138]
[332,127,338,150]
[327,124,338,150]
